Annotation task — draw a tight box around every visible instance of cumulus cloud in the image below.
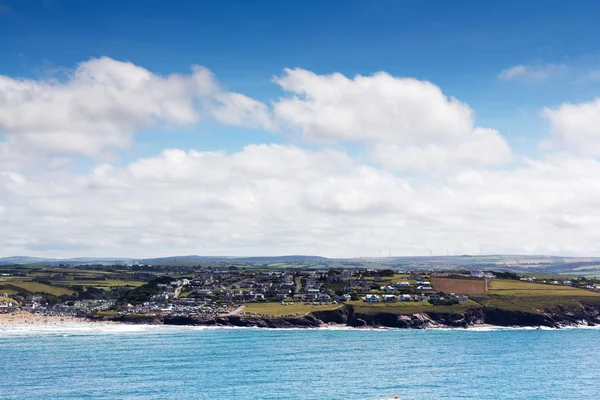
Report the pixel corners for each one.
[212,92,276,130]
[0,57,274,160]
[372,128,513,172]
[542,98,600,156]
[0,60,512,173]
[273,68,474,143]
[498,63,566,81]
[2,144,600,258]
[272,68,512,171]
[5,58,598,258]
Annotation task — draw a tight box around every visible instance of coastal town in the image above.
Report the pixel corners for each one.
[3,262,600,327]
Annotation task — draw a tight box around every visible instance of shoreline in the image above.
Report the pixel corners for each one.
[0,311,92,325]
[1,311,598,331]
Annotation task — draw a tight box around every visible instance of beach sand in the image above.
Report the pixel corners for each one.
[0,311,88,325]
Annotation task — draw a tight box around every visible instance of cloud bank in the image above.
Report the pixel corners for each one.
[1,57,600,257]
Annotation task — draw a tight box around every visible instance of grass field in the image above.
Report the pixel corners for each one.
[472,294,600,312]
[0,280,75,296]
[488,279,600,297]
[431,277,487,295]
[468,279,600,312]
[346,300,480,315]
[0,296,19,304]
[0,287,19,296]
[50,279,144,288]
[243,302,342,316]
[45,268,116,275]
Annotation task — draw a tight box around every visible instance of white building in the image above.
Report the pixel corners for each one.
[364,294,381,303]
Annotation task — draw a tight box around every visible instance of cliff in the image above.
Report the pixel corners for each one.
[101,302,600,329]
[314,302,600,329]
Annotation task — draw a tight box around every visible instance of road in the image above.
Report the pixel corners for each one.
[173,286,183,299]
[220,305,245,317]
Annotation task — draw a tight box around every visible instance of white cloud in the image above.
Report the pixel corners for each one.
[0,57,274,161]
[3,145,600,258]
[211,92,276,130]
[372,128,513,172]
[0,60,512,173]
[273,68,474,143]
[0,58,207,156]
[5,58,600,258]
[272,68,512,171]
[543,98,600,156]
[498,63,566,81]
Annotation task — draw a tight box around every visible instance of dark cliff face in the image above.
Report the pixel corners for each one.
[314,306,484,329]
[313,303,600,329]
[162,314,321,328]
[483,308,552,327]
[106,302,600,329]
[538,303,600,327]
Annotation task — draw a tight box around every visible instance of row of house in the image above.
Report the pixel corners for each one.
[363,293,469,303]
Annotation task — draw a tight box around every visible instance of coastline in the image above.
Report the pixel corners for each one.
[0,311,90,325]
[1,310,599,332]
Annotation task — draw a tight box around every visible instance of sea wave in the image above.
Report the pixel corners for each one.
[2,321,600,337]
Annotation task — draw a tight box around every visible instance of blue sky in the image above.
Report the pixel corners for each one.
[2,0,600,257]
[3,0,600,157]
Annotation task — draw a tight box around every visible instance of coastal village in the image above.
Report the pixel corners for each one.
[1,267,461,319]
[2,263,600,325]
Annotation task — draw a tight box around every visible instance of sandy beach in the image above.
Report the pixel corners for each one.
[0,311,88,325]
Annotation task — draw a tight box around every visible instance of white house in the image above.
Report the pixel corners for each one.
[382,295,397,302]
[471,271,496,279]
[364,294,381,303]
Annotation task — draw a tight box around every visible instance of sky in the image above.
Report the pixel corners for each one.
[2,0,600,258]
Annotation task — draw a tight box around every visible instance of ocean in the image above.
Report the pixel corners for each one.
[1,324,599,399]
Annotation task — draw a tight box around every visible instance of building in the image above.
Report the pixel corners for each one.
[364,294,381,303]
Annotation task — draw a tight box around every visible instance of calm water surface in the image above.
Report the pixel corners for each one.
[1,325,599,399]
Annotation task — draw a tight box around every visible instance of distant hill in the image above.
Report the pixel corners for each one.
[0,254,328,266]
[0,256,55,265]
[138,255,328,264]
[0,256,136,266]
[3,254,600,276]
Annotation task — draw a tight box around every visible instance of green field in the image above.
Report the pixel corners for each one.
[472,294,600,312]
[469,279,600,312]
[0,296,19,304]
[2,281,76,296]
[50,279,144,288]
[489,279,600,297]
[243,302,342,316]
[0,286,19,296]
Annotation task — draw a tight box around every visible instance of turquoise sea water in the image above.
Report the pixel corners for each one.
[1,324,599,399]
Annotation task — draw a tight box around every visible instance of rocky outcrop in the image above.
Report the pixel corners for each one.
[103,301,600,329]
[313,302,600,329]
[162,314,321,328]
[482,308,552,327]
[313,305,484,329]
